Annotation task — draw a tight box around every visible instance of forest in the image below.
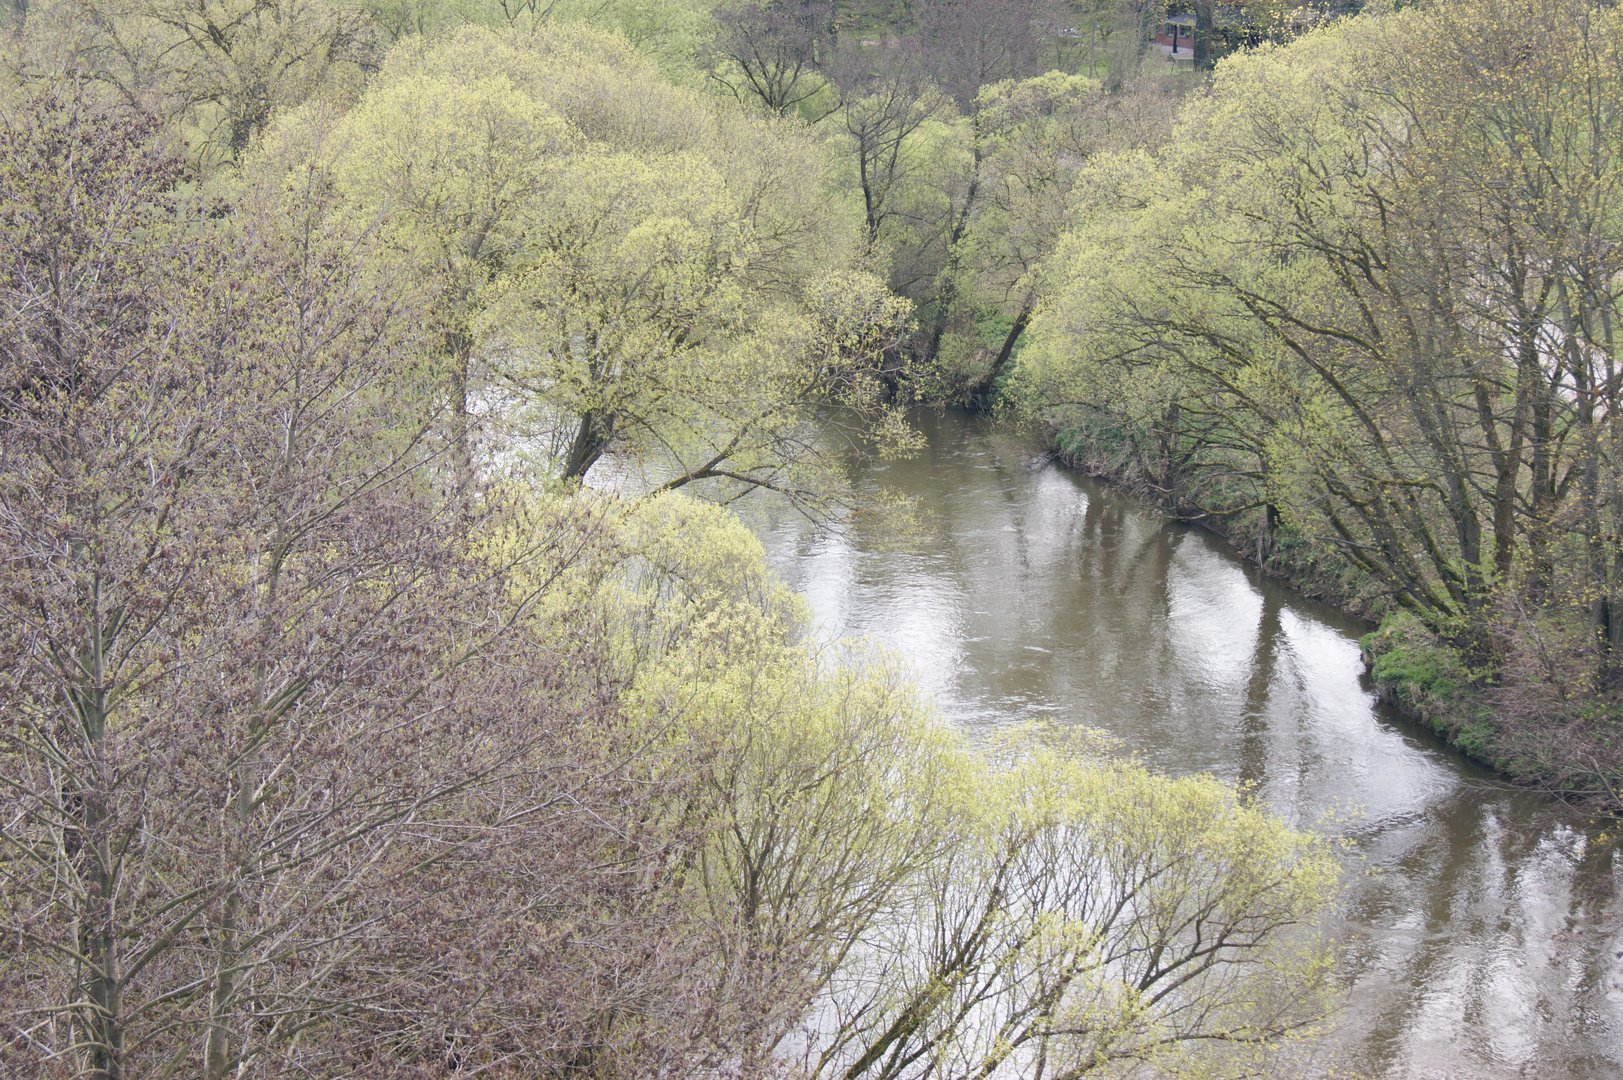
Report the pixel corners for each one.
[0,0,1615,1075]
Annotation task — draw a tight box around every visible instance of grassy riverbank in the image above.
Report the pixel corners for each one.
[1047,419,1623,816]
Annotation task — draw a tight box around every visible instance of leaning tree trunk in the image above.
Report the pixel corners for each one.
[964,298,1032,411]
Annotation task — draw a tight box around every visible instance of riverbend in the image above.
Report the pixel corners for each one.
[748,410,1623,1080]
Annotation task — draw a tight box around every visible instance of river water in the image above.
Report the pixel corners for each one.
[747,409,1623,1080]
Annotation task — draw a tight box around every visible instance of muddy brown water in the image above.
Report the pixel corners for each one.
[745,410,1623,1080]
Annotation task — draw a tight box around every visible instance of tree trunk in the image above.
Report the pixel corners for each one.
[964,300,1031,410]
[1193,0,1216,69]
[925,131,985,361]
[203,891,242,1079]
[563,410,608,482]
[74,616,125,1079]
[448,329,473,489]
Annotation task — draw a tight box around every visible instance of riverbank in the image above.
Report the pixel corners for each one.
[1047,421,1623,816]
[765,406,1623,1077]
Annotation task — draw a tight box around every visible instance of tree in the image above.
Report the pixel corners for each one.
[1379,0,1623,678]
[706,0,838,119]
[776,735,1340,1080]
[320,23,912,517]
[1028,17,1506,628]
[906,68,1191,406]
[827,44,957,290]
[0,81,652,1078]
[586,502,1343,1080]
[1,34,1349,1080]
[928,70,1105,403]
[912,0,1052,108]
[303,35,570,480]
[1021,0,1623,682]
[52,0,380,164]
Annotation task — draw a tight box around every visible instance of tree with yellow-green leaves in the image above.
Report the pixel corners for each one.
[927,69,1101,405]
[875,63,1190,408]
[4,0,724,165]
[534,496,1344,1080]
[1020,0,1623,788]
[291,22,913,514]
[781,733,1340,1080]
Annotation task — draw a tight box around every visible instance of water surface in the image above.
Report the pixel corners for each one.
[748,410,1623,1080]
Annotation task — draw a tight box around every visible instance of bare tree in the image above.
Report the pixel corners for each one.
[826,44,950,280]
[0,83,724,1078]
[912,0,1052,107]
[707,0,838,118]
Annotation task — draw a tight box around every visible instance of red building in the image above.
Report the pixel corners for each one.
[1150,4,1264,65]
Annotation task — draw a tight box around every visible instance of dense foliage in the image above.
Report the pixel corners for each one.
[0,78,1341,1075]
[35,0,1604,1073]
[1019,0,1623,798]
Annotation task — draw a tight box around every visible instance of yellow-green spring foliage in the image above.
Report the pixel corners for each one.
[255,23,910,508]
[503,492,1344,1078]
[1018,0,1623,696]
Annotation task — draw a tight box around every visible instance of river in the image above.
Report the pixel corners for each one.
[745,409,1623,1080]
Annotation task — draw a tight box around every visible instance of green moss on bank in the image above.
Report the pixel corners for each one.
[1361,613,1623,808]
[1361,614,1500,761]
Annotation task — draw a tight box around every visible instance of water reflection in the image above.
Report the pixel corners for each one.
[747,410,1623,1079]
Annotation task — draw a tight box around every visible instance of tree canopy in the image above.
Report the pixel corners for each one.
[0,4,1367,1076]
[289,23,914,515]
[1019,0,1623,790]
